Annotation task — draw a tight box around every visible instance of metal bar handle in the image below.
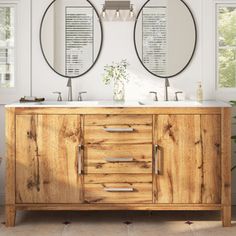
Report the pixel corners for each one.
[78,144,83,175]
[103,127,134,132]
[154,144,160,175]
[104,188,134,192]
[105,157,133,162]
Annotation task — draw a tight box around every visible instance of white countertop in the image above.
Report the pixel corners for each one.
[5,100,231,108]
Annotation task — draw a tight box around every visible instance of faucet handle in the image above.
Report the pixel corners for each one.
[175,91,183,101]
[149,91,158,101]
[53,91,62,101]
[78,91,87,101]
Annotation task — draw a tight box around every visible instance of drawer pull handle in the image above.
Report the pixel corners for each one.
[104,188,134,192]
[105,157,133,162]
[154,144,160,175]
[78,144,83,175]
[104,127,134,132]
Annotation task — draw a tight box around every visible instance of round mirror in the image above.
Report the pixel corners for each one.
[40,0,103,78]
[134,0,197,78]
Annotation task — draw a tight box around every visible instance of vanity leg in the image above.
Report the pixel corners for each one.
[5,205,16,227]
[222,206,231,227]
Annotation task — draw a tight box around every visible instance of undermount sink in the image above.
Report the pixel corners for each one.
[34,101,100,106]
[28,101,140,107]
[138,100,202,107]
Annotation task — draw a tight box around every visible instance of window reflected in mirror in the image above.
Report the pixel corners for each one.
[40,0,103,78]
[134,0,197,78]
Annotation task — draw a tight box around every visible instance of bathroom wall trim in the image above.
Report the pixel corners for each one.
[0,0,31,104]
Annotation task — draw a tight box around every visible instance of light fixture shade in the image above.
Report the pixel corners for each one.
[102,8,106,18]
[116,9,120,18]
[101,1,135,21]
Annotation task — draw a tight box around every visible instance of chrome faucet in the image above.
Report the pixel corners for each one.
[149,91,158,101]
[78,91,87,101]
[53,91,62,101]
[175,91,183,101]
[164,78,170,101]
[67,78,73,101]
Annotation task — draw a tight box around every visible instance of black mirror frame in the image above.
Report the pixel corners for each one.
[39,0,103,79]
[133,0,197,79]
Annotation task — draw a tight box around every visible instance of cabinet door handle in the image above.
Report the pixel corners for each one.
[103,127,134,132]
[154,144,160,175]
[105,157,133,162]
[78,144,83,175]
[104,188,134,192]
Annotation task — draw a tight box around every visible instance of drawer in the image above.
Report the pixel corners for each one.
[84,115,153,126]
[84,115,152,144]
[84,125,152,144]
[84,144,152,174]
[84,174,152,204]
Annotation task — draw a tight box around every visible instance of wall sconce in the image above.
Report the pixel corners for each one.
[101,1,135,21]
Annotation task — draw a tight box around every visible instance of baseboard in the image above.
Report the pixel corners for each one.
[0,193,4,206]
[0,193,235,206]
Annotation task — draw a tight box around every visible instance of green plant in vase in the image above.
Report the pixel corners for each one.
[102,59,129,102]
[230,100,236,171]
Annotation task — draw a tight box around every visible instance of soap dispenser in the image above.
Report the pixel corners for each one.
[196,81,203,102]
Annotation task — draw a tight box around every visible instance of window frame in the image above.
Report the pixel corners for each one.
[215,2,236,91]
[0,0,21,105]
[0,3,16,89]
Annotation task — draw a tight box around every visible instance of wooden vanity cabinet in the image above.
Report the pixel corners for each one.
[5,107,231,227]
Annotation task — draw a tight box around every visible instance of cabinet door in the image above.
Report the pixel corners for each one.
[154,115,202,204]
[154,115,221,204]
[16,115,83,203]
[201,115,221,204]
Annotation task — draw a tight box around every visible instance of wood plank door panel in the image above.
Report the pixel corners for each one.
[154,115,202,204]
[16,115,82,203]
[201,115,221,204]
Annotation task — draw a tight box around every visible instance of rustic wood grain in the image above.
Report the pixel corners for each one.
[152,115,156,204]
[84,174,152,204]
[84,124,152,144]
[222,206,231,227]
[84,174,152,184]
[15,107,222,115]
[201,115,221,204]
[84,144,152,174]
[5,206,16,227]
[221,108,232,227]
[85,115,152,125]
[6,107,231,227]
[153,115,202,204]
[5,108,16,227]
[5,108,15,205]
[15,203,222,211]
[15,115,83,203]
[84,182,152,204]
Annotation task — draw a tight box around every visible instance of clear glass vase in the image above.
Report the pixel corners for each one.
[113,78,125,102]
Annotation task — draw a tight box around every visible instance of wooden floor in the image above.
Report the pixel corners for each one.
[0,207,236,235]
